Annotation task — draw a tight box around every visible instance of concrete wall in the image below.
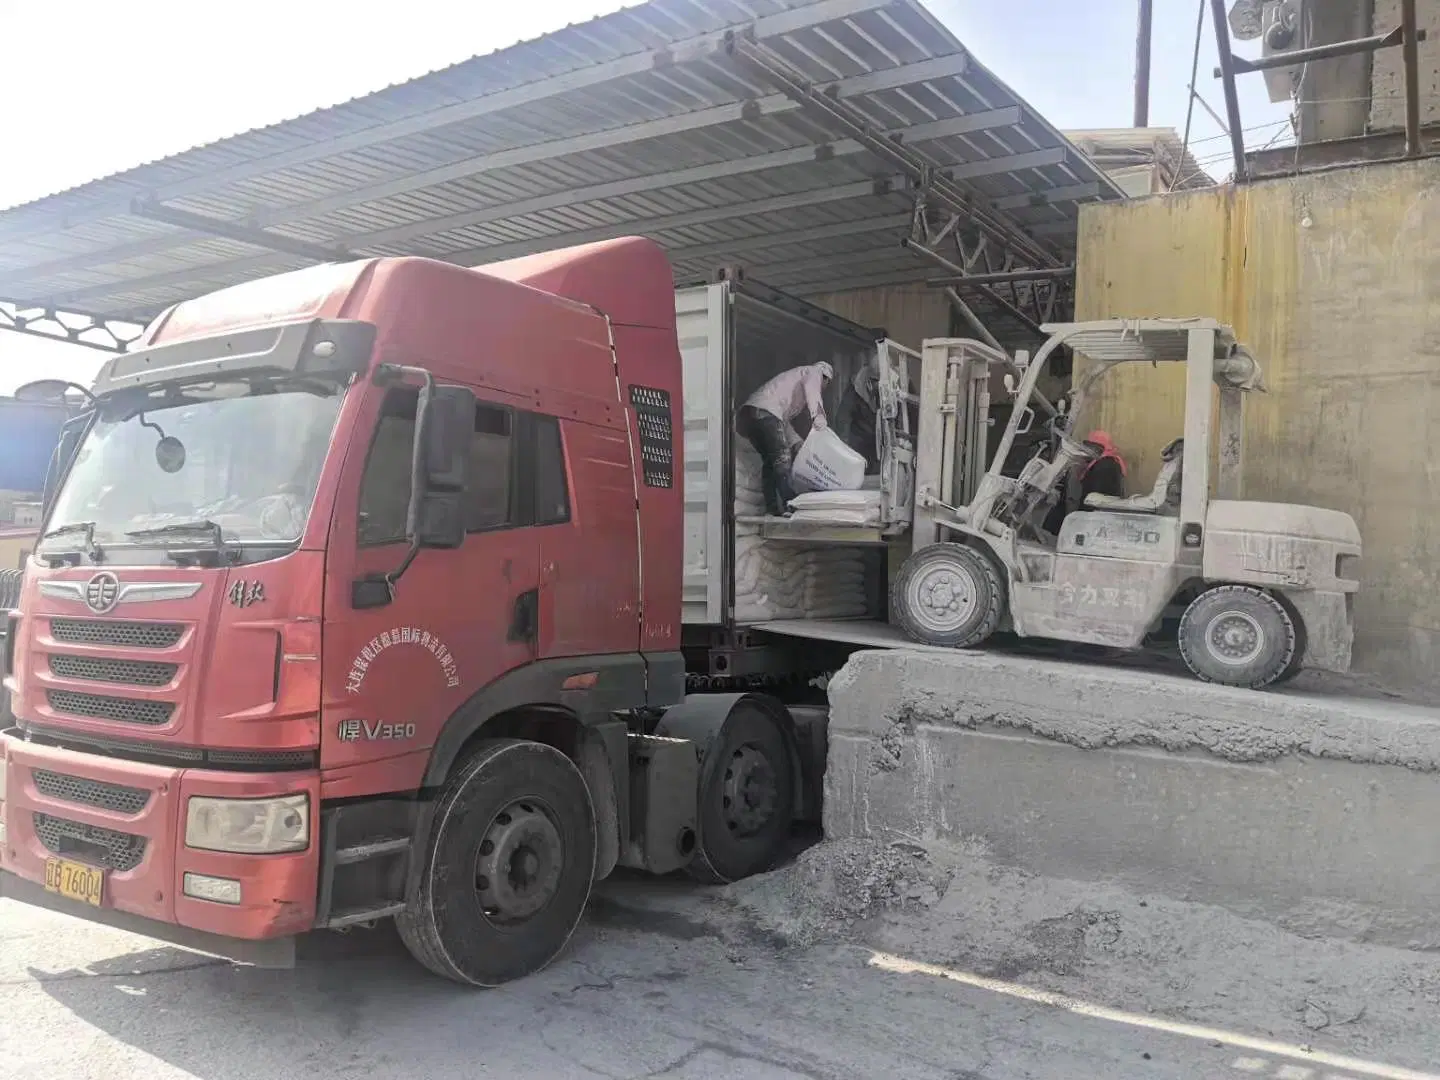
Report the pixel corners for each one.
[1372,0,1440,131]
[825,649,1440,948]
[1297,0,1375,142]
[1074,158,1440,690]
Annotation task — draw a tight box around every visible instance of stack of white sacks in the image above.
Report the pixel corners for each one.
[733,439,871,622]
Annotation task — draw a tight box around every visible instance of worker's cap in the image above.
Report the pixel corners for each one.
[816,361,834,381]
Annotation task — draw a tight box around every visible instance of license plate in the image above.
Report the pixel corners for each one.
[43,857,104,907]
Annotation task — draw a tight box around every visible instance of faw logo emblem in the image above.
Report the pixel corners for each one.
[84,572,121,614]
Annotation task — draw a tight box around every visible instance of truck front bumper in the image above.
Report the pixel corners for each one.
[1,731,315,967]
[0,868,296,968]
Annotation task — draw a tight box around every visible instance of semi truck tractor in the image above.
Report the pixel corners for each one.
[0,238,913,986]
[1,236,1359,986]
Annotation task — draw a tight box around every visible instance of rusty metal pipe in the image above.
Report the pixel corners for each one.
[1402,0,1422,158]
[1208,0,1249,182]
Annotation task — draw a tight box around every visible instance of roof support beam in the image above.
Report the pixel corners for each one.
[351,111,1018,250]
[773,265,936,297]
[902,238,1044,336]
[130,201,359,263]
[991,182,1101,210]
[0,0,899,246]
[45,112,997,305]
[926,266,1075,287]
[448,175,908,266]
[754,249,922,284]
[256,53,974,228]
[47,175,910,307]
[2,55,975,289]
[662,213,913,266]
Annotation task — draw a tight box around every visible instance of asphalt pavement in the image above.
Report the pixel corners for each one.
[4,874,1422,1080]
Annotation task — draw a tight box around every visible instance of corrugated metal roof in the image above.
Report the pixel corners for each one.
[1063,128,1214,192]
[0,0,1124,343]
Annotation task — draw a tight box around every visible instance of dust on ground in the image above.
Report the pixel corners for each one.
[717,837,1440,1069]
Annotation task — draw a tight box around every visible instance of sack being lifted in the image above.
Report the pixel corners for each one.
[790,425,866,494]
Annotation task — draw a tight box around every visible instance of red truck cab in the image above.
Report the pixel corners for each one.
[1,239,799,985]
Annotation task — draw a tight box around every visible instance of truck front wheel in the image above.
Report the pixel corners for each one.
[397,738,596,986]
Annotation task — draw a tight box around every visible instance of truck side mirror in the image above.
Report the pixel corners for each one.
[417,385,473,549]
[1014,406,1035,435]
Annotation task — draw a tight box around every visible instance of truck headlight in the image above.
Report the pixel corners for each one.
[185,794,309,854]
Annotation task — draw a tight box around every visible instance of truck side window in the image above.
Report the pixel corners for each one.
[357,389,417,546]
[467,404,513,532]
[533,415,570,526]
[357,391,515,544]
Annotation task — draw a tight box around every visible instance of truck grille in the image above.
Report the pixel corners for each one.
[33,812,147,872]
[31,769,151,815]
[49,654,177,688]
[49,619,183,650]
[47,689,174,727]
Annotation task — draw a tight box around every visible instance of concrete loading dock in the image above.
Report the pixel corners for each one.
[825,646,1440,949]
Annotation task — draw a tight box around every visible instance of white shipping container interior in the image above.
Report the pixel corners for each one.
[676,281,894,631]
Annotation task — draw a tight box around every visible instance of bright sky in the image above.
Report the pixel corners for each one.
[0,0,1289,392]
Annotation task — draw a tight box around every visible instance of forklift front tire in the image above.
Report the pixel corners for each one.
[892,542,1005,649]
[1178,585,1298,689]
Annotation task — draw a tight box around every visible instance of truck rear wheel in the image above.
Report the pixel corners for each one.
[397,738,596,986]
[658,697,797,885]
[892,542,1005,649]
[1178,585,1297,689]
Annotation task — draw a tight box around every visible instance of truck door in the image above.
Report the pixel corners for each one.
[323,387,540,773]
[534,415,641,659]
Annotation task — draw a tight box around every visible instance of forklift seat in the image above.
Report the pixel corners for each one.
[1084,437,1183,514]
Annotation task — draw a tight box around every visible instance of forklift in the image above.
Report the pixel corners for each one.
[891,319,1361,689]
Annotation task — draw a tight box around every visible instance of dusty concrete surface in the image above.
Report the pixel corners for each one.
[8,855,1440,1080]
[825,648,1440,947]
[11,858,1440,1080]
[726,838,1440,1079]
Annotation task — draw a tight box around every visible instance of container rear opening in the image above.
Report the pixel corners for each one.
[728,288,894,630]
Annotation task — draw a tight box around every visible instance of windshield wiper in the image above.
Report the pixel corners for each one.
[125,520,227,548]
[38,521,103,562]
[43,521,95,542]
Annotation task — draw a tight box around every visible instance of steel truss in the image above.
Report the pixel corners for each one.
[0,300,143,354]
[724,28,1076,345]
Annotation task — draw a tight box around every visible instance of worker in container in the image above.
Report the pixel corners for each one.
[836,360,881,473]
[736,361,834,516]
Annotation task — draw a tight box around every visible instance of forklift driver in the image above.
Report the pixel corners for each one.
[736,361,833,517]
[1043,429,1127,534]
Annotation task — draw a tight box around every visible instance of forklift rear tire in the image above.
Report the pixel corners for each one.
[1178,585,1297,689]
[1266,591,1309,685]
[397,738,596,986]
[892,542,1005,649]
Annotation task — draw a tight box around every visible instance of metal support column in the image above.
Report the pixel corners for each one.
[1134,0,1154,128]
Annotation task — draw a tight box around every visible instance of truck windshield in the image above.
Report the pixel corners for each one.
[44,375,346,554]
